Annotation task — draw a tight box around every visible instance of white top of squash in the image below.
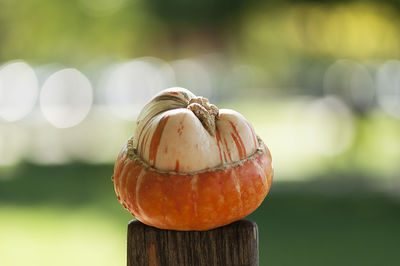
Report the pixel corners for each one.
[132,87,259,173]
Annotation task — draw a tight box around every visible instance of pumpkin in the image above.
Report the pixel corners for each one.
[113,87,273,231]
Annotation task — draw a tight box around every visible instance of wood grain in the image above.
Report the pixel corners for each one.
[127,219,259,266]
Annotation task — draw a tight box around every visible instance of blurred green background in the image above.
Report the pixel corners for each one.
[1,0,400,265]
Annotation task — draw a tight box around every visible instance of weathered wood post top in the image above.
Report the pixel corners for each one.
[127,219,259,266]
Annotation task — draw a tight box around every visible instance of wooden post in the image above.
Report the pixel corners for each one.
[127,220,259,266]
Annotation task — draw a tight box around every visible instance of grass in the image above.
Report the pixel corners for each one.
[250,188,400,265]
[1,163,400,266]
[0,206,128,266]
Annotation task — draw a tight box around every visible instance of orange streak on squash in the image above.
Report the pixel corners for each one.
[138,117,154,145]
[229,121,246,159]
[191,175,199,218]
[148,115,170,165]
[140,126,152,157]
[177,119,184,136]
[231,133,244,159]
[245,120,257,148]
[215,130,224,163]
[139,116,157,157]
[223,137,233,162]
[222,149,227,162]
[174,160,179,171]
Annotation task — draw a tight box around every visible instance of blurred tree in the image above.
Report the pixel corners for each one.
[141,0,249,58]
[145,0,245,27]
[0,0,400,99]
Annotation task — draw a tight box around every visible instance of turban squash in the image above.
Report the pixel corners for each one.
[113,88,273,231]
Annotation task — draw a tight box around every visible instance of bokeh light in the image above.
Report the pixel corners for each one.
[0,61,38,122]
[62,107,131,164]
[376,60,400,119]
[323,59,375,111]
[40,69,93,128]
[171,59,213,98]
[303,96,355,157]
[100,57,174,120]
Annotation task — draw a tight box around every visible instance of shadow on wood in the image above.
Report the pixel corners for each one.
[127,219,258,266]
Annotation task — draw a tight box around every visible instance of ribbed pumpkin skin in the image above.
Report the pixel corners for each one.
[113,141,273,231]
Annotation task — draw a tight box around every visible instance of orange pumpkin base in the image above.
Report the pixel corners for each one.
[113,137,273,231]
